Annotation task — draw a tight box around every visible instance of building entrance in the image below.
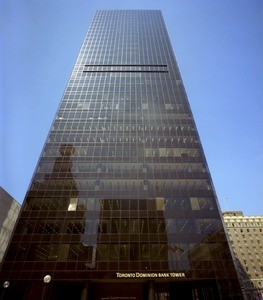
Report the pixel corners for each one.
[92,283,145,300]
[90,280,220,300]
[101,298,136,300]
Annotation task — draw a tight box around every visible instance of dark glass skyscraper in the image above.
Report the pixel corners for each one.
[1,10,242,300]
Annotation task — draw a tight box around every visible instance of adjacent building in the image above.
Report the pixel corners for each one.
[0,10,242,299]
[0,187,20,262]
[223,211,263,300]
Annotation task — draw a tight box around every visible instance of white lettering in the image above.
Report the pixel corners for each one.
[116,272,186,279]
[136,272,158,278]
[116,272,135,278]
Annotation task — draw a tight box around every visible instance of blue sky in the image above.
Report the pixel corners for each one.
[1,0,263,215]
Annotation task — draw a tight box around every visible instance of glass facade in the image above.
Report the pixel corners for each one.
[0,10,242,300]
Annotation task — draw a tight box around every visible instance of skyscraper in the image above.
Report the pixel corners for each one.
[223,211,263,299]
[0,10,242,300]
[0,187,20,262]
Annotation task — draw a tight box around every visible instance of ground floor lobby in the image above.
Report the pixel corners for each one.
[1,279,241,300]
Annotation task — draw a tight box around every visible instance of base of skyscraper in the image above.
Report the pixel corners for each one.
[0,279,243,300]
